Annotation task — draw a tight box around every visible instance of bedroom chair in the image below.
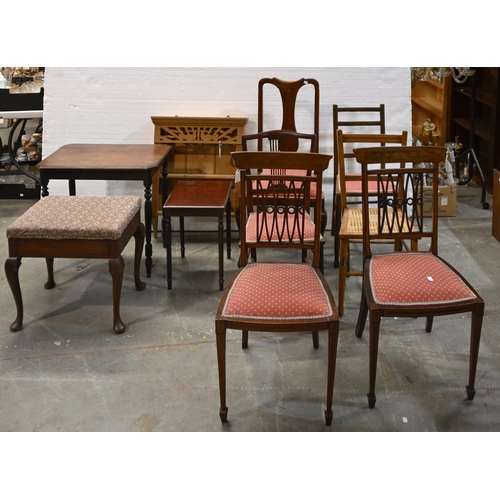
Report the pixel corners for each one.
[353,145,484,409]
[215,150,339,426]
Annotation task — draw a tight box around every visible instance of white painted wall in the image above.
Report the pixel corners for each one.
[43,67,412,168]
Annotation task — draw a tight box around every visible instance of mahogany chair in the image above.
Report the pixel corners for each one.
[354,146,484,409]
[215,151,339,426]
[257,77,327,232]
[258,78,319,150]
[240,130,325,271]
[332,105,386,265]
[337,130,410,316]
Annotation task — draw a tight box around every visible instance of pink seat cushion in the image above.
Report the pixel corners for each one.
[258,169,318,197]
[369,253,477,306]
[246,211,318,243]
[221,263,333,320]
[344,180,378,193]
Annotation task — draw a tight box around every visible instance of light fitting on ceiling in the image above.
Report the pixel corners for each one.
[411,67,475,84]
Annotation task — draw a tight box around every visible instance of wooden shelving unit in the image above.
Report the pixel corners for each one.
[411,72,451,145]
[448,68,500,193]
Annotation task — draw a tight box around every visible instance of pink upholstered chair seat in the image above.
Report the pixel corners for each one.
[246,210,323,244]
[221,262,333,320]
[344,180,378,194]
[257,169,318,198]
[369,252,478,306]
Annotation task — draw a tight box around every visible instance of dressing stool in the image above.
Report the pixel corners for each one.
[5,195,146,333]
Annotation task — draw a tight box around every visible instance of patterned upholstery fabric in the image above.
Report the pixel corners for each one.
[221,263,333,320]
[369,252,477,306]
[258,169,318,197]
[6,196,142,240]
[246,210,318,243]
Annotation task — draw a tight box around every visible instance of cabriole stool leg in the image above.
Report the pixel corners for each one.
[5,257,23,331]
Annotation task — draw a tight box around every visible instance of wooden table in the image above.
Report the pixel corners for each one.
[163,180,232,290]
[37,143,170,277]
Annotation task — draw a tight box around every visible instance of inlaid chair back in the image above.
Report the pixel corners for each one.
[335,131,409,317]
[358,147,435,255]
[233,151,328,269]
[215,150,339,426]
[353,146,484,410]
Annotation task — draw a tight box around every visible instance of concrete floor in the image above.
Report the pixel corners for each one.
[0,176,499,432]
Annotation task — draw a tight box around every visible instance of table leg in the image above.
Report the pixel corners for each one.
[180,216,185,258]
[69,179,76,196]
[226,198,231,259]
[218,214,224,291]
[143,180,153,277]
[166,215,173,290]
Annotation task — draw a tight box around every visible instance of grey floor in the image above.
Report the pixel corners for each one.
[0,175,499,433]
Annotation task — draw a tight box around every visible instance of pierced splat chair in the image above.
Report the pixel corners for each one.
[257,77,327,232]
[353,145,484,409]
[215,150,339,426]
[336,130,410,316]
[240,130,325,271]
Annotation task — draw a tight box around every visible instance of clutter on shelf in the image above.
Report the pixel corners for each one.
[0,67,44,93]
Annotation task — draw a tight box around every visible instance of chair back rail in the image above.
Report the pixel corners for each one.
[231,151,331,268]
[354,146,447,257]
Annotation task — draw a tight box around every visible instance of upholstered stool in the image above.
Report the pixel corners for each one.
[5,195,146,334]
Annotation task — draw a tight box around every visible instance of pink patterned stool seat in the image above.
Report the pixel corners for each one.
[5,195,146,334]
[369,252,478,306]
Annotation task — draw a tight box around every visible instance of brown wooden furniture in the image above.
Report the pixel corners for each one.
[150,116,248,237]
[5,195,146,334]
[257,78,327,232]
[242,129,317,154]
[493,169,500,242]
[258,78,319,150]
[448,68,500,196]
[37,143,170,278]
[332,105,386,266]
[353,146,484,409]
[336,130,410,316]
[411,72,451,145]
[215,151,339,426]
[162,180,232,291]
[241,130,324,270]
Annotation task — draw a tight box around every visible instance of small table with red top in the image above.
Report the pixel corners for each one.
[162,180,232,290]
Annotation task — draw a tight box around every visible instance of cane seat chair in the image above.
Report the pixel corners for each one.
[215,150,339,426]
[336,130,410,317]
[353,146,484,409]
[332,105,386,266]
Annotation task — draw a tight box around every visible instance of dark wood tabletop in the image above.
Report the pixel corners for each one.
[38,144,170,176]
[37,143,171,278]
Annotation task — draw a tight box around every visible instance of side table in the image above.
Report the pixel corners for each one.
[162,180,232,290]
